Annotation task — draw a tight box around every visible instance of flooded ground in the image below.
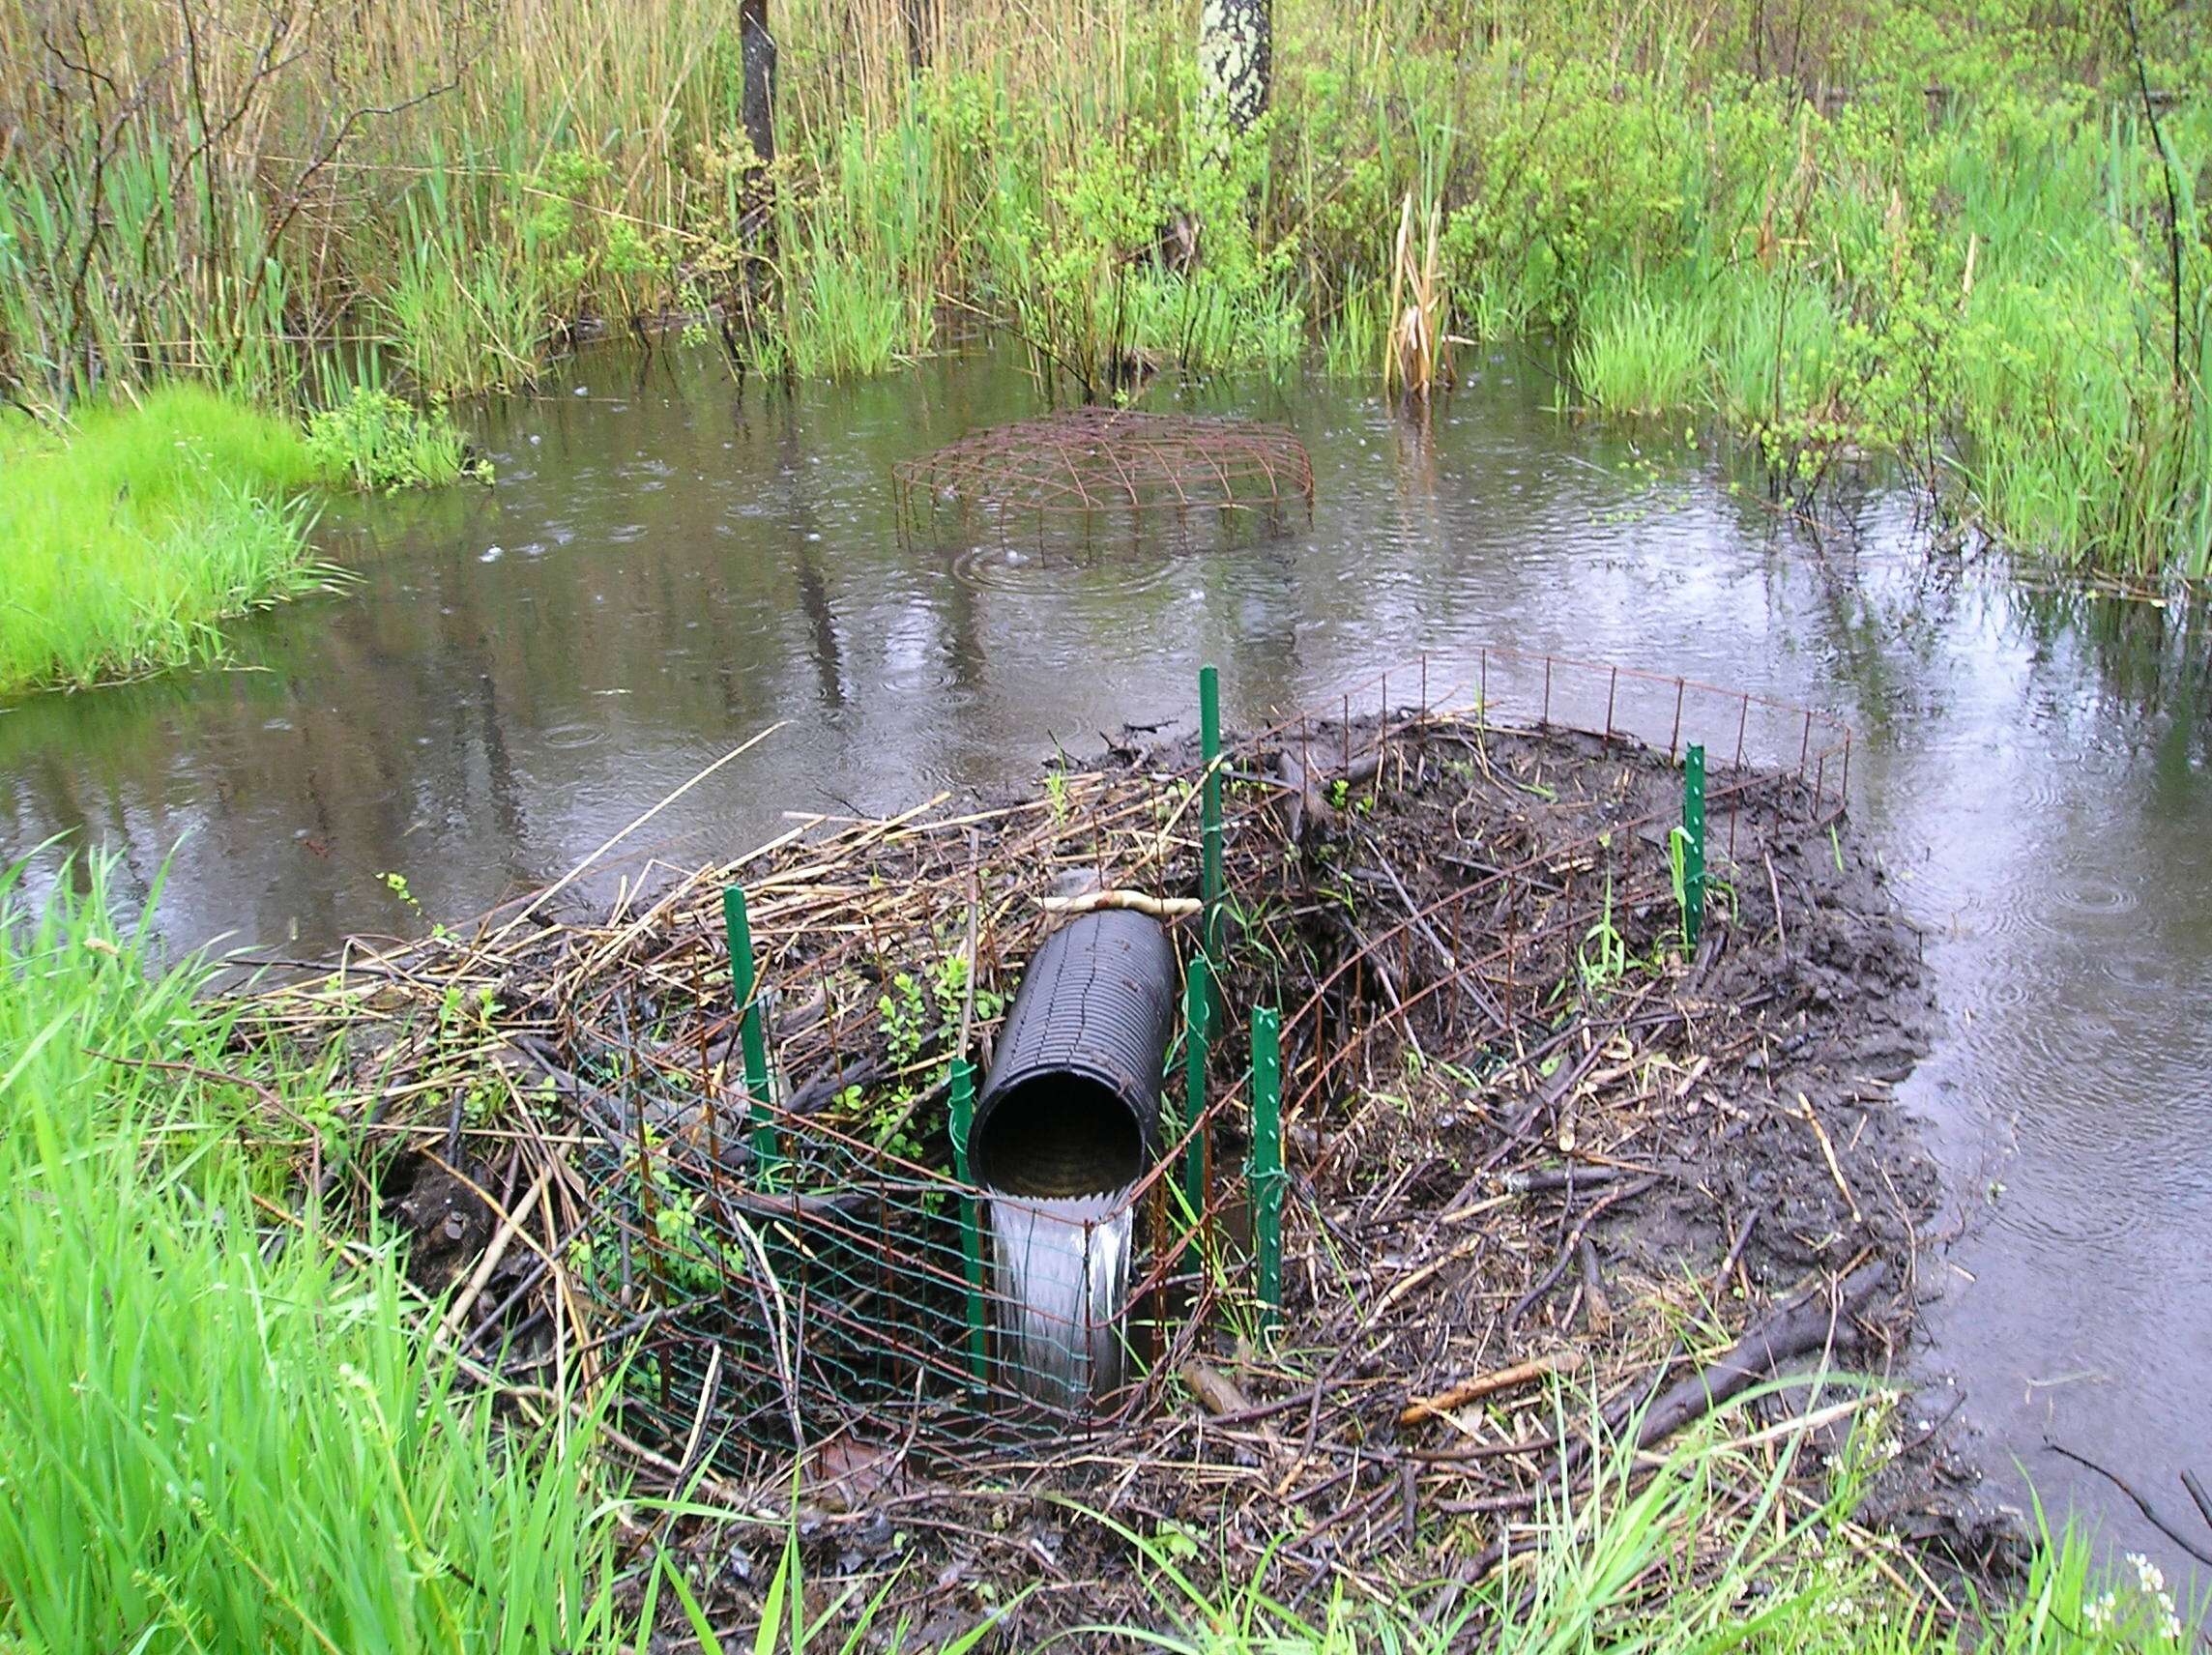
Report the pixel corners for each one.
[3,341,2207,1575]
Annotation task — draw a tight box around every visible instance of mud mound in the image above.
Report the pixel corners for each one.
[243,696,1953,1640]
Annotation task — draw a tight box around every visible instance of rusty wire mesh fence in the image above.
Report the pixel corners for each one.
[552,648,1850,1472]
[892,408,1315,549]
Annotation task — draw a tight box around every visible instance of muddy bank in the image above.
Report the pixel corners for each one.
[247,705,1974,1639]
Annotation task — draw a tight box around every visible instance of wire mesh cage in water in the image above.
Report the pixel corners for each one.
[892,408,1315,548]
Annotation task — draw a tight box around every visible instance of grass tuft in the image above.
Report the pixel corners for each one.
[0,386,335,694]
[0,855,629,1651]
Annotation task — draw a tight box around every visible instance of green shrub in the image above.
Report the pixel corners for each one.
[306,385,483,490]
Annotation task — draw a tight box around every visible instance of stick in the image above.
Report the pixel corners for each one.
[679,1345,724,1477]
[1399,1353,1562,1427]
[483,722,786,945]
[1763,853,1788,951]
[440,1162,556,1338]
[2045,1442,2212,1567]
[1797,1091,1862,1225]
[1633,1263,1886,1454]
[2183,1469,2212,1535]
[1040,889,1202,919]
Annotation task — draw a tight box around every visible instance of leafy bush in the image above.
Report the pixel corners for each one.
[305,385,483,490]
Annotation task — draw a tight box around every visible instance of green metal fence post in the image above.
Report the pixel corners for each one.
[1683,743,1707,947]
[1200,664,1225,977]
[721,885,781,1187]
[1179,956,1211,1273]
[1250,1005,1283,1337]
[948,1059,989,1392]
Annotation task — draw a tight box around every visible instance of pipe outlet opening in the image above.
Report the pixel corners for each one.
[972,1074,1145,1199]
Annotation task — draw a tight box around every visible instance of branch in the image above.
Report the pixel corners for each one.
[2045,1439,2212,1567]
[2117,0,2186,393]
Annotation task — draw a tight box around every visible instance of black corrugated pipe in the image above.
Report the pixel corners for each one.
[971,911,1179,1404]
[971,911,1179,1198]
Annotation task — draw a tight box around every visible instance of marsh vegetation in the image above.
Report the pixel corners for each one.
[1,0,2205,580]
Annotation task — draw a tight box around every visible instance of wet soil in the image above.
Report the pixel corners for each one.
[381,1151,495,1297]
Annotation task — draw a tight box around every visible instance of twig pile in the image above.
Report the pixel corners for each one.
[235,696,1940,1635]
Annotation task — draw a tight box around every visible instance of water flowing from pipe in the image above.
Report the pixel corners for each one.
[986,1188,1135,1406]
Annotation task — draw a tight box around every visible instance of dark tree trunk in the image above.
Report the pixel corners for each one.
[739,0,777,168]
[1199,0,1270,136]
[900,0,935,73]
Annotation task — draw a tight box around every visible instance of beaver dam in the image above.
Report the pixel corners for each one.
[239,649,1962,1637]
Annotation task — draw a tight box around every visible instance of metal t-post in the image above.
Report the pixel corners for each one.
[948,1059,989,1391]
[1251,1005,1283,1337]
[721,885,781,1186]
[1683,743,1707,947]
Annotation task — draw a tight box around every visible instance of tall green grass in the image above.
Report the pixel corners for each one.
[0,124,300,410]
[0,857,631,1651]
[1574,287,1714,417]
[0,0,2204,572]
[1553,88,2208,575]
[0,386,334,694]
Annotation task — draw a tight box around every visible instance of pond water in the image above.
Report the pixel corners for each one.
[4,341,2209,1575]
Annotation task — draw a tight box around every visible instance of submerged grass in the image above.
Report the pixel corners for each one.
[0,857,629,1650]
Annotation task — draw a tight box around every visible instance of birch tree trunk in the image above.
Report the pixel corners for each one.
[1198,0,1270,136]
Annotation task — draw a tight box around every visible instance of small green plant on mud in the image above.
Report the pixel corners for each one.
[1577,871,1629,993]
[871,953,1005,1155]
[1664,828,1737,951]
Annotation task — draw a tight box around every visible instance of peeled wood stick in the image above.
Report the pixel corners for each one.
[1183,1361,1256,1417]
[484,721,787,947]
[678,1345,724,1477]
[1040,889,1202,919]
[1797,1090,1863,1224]
[1399,1353,1562,1426]
[572,816,817,980]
